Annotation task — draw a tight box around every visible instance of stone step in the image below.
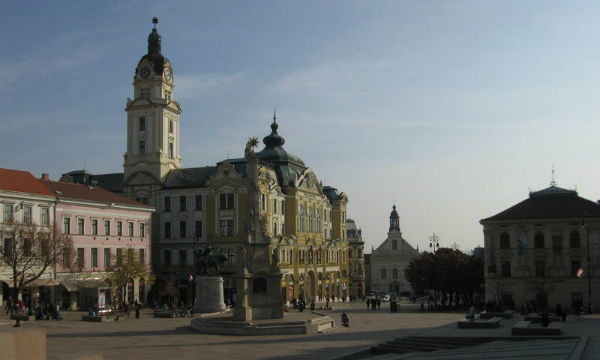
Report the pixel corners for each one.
[377,343,441,353]
[390,338,460,349]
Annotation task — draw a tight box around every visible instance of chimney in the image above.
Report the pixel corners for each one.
[41,174,49,180]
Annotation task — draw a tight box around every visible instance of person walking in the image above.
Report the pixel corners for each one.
[5,296,14,316]
[420,302,425,313]
[366,299,370,310]
[377,298,381,310]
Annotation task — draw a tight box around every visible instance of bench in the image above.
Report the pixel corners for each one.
[512,321,562,335]
[457,317,502,329]
[524,313,562,323]
[480,310,516,319]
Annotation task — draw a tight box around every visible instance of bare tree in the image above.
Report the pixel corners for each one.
[487,270,512,304]
[0,220,76,300]
[106,247,154,306]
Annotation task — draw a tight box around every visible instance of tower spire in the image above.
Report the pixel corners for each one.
[152,17,158,29]
[273,109,276,123]
[550,164,557,186]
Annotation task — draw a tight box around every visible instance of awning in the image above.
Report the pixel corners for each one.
[75,280,110,289]
[8,278,60,288]
[59,281,79,292]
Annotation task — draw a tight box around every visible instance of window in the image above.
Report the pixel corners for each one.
[141,87,150,99]
[128,222,134,237]
[220,220,227,237]
[3,238,13,259]
[23,238,32,256]
[358,263,363,276]
[308,206,314,232]
[552,236,563,253]
[138,140,145,156]
[92,220,98,235]
[359,248,362,257]
[272,199,277,214]
[228,249,235,267]
[571,260,582,277]
[104,220,110,236]
[500,232,510,249]
[195,194,202,210]
[91,248,98,268]
[40,208,49,225]
[63,217,71,234]
[180,221,187,238]
[219,193,234,209]
[139,117,146,131]
[104,248,111,267]
[261,194,266,211]
[4,204,12,222]
[535,260,545,277]
[23,206,32,224]
[393,268,398,279]
[179,250,187,266]
[139,249,145,264]
[281,201,285,215]
[135,196,149,205]
[169,119,174,133]
[180,196,187,211]
[570,231,581,248]
[316,208,321,232]
[116,248,123,266]
[62,250,70,268]
[392,240,398,250]
[535,232,544,249]
[139,223,145,237]
[227,220,234,237]
[71,218,82,236]
[195,220,202,238]
[117,221,123,236]
[501,261,511,277]
[169,142,174,158]
[165,90,171,102]
[164,197,171,212]
[381,268,387,280]
[273,218,278,236]
[77,248,85,268]
[164,222,171,238]
[298,205,304,232]
[164,250,171,266]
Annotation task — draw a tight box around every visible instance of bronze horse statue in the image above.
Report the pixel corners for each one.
[197,252,228,277]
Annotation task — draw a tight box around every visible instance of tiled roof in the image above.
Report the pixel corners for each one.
[40,180,152,209]
[163,166,218,189]
[91,173,124,193]
[481,185,600,222]
[0,168,54,197]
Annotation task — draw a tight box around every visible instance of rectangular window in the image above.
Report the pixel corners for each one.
[139,140,145,156]
[281,200,285,215]
[3,238,13,260]
[535,260,545,277]
[92,220,98,235]
[273,199,277,214]
[78,218,85,235]
[219,193,235,209]
[195,195,202,211]
[164,250,171,266]
[127,248,134,263]
[179,250,187,266]
[571,260,582,277]
[117,221,123,236]
[180,221,187,238]
[77,248,85,269]
[261,194,266,211]
[128,222,134,237]
[63,251,70,268]
[139,117,146,131]
[40,208,49,225]
[180,195,186,211]
[139,223,145,238]
[228,249,235,267]
[104,248,111,267]
[164,197,171,212]
[4,204,13,222]
[23,206,32,224]
[227,220,234,237]
[139,249,145,264]
[169,142,174,158]
[63,217,71,234]
[195,220,202,238]
[169,120,174,133]
[227,193,234,209]
[104,220,111,236]
[501,261,511,277]
[23,238,32,256]
[116,248,123,266]
[165,222,171,238]
[220,220,227,237]
[91,248,98,268]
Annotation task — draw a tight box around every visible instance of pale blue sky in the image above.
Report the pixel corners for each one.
[2,1,600,252]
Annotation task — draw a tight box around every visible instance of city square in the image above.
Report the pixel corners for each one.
[2,1,600,359]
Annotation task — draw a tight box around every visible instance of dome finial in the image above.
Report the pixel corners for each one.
[550,164,557,187]
[152,17,158,28]
[273,109,277,123]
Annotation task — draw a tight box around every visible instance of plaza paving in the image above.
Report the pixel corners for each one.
[1,302,599,360]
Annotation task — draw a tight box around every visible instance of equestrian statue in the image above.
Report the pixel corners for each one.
[197,242,228,276]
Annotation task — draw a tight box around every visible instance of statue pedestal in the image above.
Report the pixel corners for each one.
[193,277,226,313]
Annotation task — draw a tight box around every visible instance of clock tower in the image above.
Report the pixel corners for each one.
[123,18,182,205]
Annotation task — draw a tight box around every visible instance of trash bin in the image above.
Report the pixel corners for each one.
[135,308,140,319]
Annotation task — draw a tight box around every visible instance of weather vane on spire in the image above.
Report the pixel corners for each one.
[152,17,158,29]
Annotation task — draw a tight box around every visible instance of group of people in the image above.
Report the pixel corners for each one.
[389,299,401,313]
[4,296,25,316]
[366,298,381,310]
[35,302,63,320]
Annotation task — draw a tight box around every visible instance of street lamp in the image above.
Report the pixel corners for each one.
[582,213,593,314]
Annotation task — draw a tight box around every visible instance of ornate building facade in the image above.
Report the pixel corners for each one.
[64,20,352,304]
[369,205,418,295]
[347,219,365,299]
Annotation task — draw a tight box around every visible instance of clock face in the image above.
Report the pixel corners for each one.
[164,68,173,82]
[140,66,151,79]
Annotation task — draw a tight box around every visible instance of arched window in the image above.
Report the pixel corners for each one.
[500,232,510,249]
[535,232,545,249]
[308,206,314,232]
[393,268,398,279]
[298,205,304,232]
[570,230,581,248]
[392,240,398,250]
[381,268,387,280]
[272,217,278,236]
[316,207,321,233]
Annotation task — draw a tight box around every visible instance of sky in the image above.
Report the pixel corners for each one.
[2,1,600,253]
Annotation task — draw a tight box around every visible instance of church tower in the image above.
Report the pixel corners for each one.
[123,18,182,204]
[389,205,400,232]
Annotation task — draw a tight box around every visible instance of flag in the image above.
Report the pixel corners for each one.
[576,268,584,278]
[189,273,193,281]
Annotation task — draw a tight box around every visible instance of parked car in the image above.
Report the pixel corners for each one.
[382,295,391,302]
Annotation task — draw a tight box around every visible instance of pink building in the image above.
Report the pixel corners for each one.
[41,179,153,310]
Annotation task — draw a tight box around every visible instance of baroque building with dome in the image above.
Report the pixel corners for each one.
[369,205,418,295]
[63,20,352,305]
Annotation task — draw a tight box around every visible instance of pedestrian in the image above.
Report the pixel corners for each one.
[377,298,381,310]
[310,301,316,312]
[5,296,14,316]
[420,302,425,313]
[366,299,370,309]
[390,301,394,313]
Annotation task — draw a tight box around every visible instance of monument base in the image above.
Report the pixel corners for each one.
[193,277,226,313]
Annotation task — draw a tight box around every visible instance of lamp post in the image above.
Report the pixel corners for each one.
[192,233,199,305]
[582,213,593,314]
[429,233,440,308]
